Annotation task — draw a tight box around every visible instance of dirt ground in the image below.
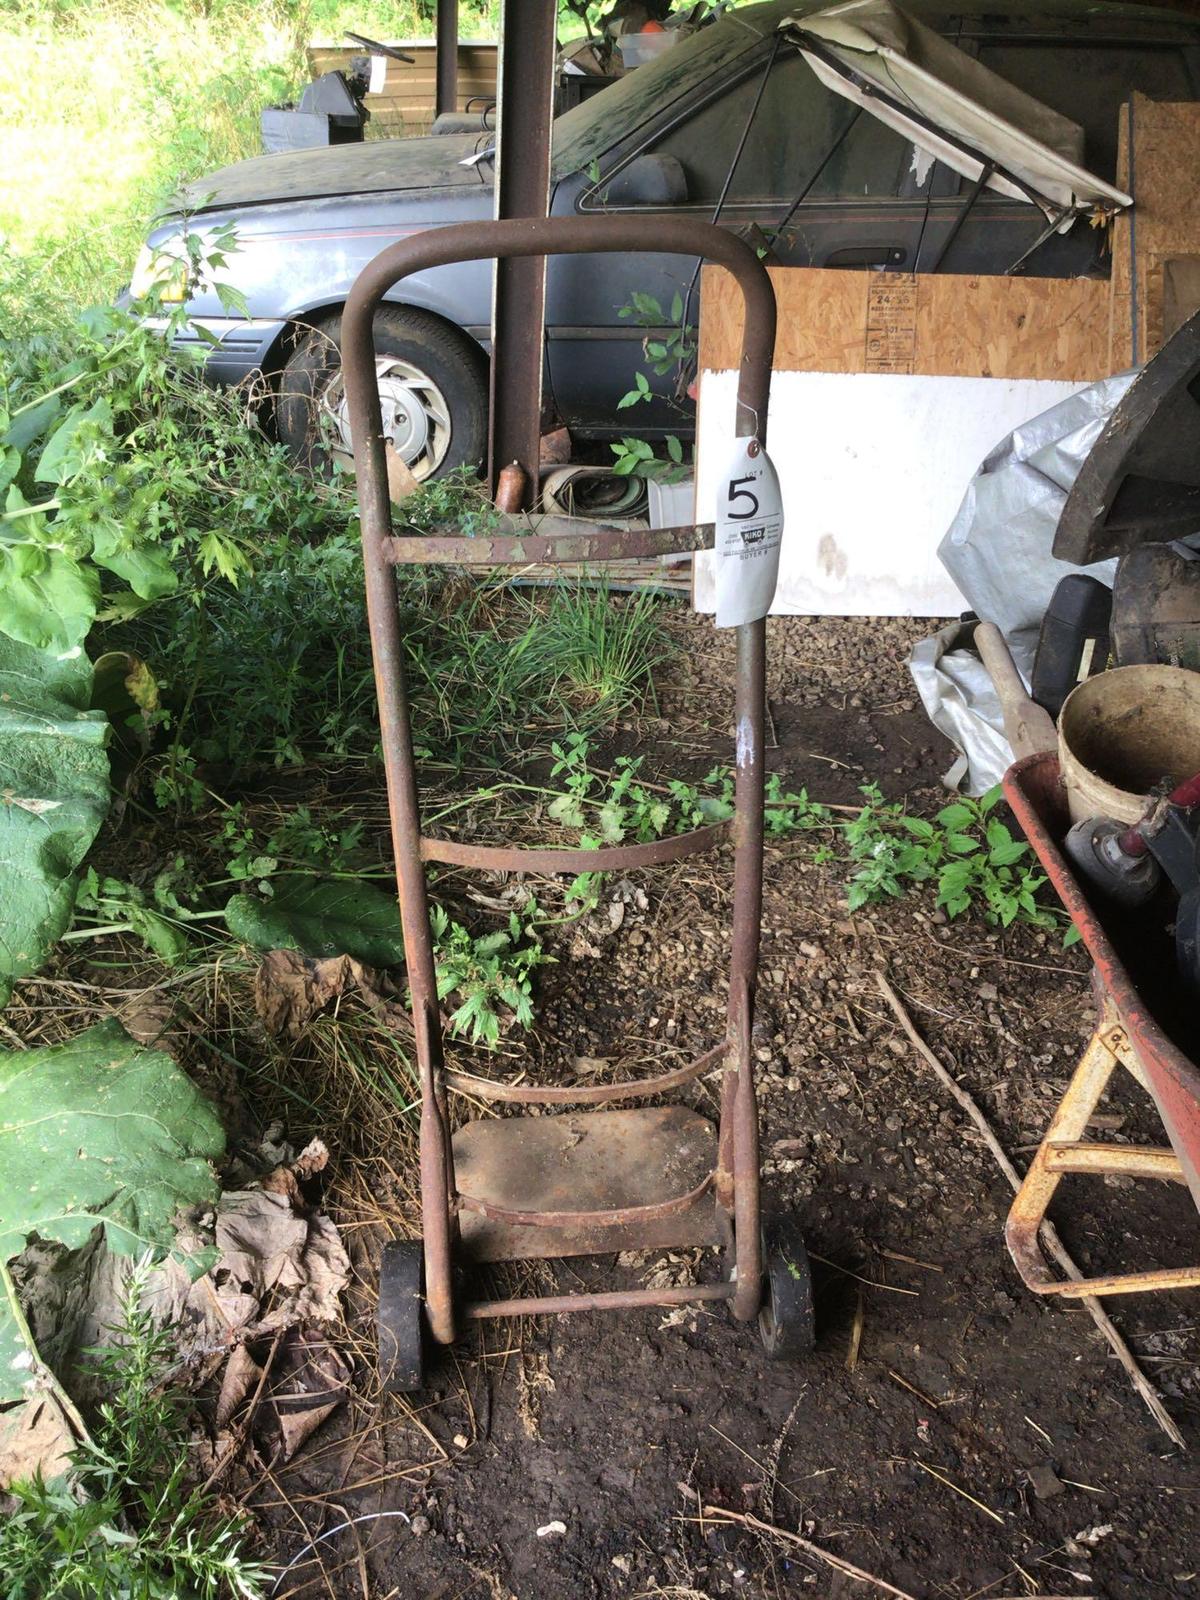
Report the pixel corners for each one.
[232,609,1200,1600]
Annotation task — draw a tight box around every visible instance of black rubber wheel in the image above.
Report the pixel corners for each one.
[277,306,488,484]
[758,1218,815,1361]
[377,1239,427,1393]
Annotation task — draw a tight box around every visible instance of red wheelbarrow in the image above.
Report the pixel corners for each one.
[1003,752,1200,1297]
[343,215,814,1389]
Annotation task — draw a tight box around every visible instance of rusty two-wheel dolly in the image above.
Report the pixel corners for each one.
[343,215,813,1389]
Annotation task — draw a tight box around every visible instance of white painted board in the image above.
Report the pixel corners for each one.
[693,369,1087,618]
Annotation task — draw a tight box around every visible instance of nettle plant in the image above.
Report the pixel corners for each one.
[429,903,553,1048]
[539,741,1062,940]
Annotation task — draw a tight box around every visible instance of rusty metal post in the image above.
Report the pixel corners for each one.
[728,618,766,1320]
[488,0,557,502]
[436,0,458,118]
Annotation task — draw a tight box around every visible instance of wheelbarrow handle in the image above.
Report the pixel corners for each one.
[975,621,1057,761]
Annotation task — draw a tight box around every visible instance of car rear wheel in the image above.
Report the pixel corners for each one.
[277,306,488,484]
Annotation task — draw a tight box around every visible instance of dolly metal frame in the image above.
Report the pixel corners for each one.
[1004,752,1200,1298]
[344,215,777,1347]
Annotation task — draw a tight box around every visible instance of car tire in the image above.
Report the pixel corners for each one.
[277,305,488,484]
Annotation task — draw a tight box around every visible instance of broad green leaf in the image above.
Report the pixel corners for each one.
[0,535,100,655]
[34,399,111,487]
[225,874,408,966]
[90,525,178,601]
[125,905,190,965]
[0,633,110,1007]
[0,1018,224,1279]
[936,802,974,831]
[2,393,62,455]
[598,800,626,843]
[985,819,1028,865]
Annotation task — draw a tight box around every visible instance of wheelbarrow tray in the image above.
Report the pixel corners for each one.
[1004,750,1200,1212]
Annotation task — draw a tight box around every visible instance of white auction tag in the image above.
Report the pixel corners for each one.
[714,437,783,628]
[369,54,388,94]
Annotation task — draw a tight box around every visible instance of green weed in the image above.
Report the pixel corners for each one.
[612,288,693,480]
[119,538,670,777]
[538,740,1060,937]
[844,783,1058,932]
[430,902,552,1048]
[0,1258,267,1599]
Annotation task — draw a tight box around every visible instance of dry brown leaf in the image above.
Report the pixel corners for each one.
[384,441,420,502]
[254,950,356,1037]
[114,989,177,1048]
[255,951,411,1039]
[0,1389,80,1491]
[267,1328,352,1462]
[215,1343,263,1430]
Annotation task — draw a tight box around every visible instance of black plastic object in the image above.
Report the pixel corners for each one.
[1112,540,1200,670]
[1144,814,1200,996]
[757,1219,815,1361]
[1054,308,1200,566]
[1031,574,1112,718]
[1176,888,1200,998]
[378,1239,427,1393]
[1064,815,1161,908]
[261,70,369,155]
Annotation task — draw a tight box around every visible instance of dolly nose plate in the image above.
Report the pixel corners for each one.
[453,1105,720,1263]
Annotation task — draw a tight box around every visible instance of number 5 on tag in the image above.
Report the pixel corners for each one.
[714,438,783,628]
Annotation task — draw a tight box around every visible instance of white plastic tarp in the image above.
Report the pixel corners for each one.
[909,373,1134,795]
[781,0,1132,220]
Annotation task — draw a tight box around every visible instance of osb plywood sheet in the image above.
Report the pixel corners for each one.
[699,266,1111,382]
[1109,95,1200,370]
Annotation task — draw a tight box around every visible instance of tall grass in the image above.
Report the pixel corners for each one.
[112,530,672,776]
[0,0,493,341]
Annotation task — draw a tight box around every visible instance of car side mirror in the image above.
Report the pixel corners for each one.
[597,154,688,207]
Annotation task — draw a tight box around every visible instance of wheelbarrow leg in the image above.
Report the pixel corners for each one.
[1006,1013,1124,1291]
[1006,998,1200,1297]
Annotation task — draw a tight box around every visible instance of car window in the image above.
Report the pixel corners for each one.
[976,44,1197,183]
[630,47,917,206]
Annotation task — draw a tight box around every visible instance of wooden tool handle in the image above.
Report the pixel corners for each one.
[974,622,1057,760]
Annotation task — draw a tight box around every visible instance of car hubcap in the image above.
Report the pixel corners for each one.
[322,355,452,481]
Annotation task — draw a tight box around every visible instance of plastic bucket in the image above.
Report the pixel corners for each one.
[1058,664,1200,825]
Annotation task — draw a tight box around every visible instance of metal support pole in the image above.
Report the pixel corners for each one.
[488,0,557,502]
[436,0,458,118]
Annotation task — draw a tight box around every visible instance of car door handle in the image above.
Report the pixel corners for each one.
[825,246,908,269]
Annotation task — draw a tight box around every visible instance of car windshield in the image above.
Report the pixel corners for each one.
[552,6,777,178]
[550,0,1198,181]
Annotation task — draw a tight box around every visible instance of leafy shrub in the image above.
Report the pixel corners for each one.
[1,281,350,656]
